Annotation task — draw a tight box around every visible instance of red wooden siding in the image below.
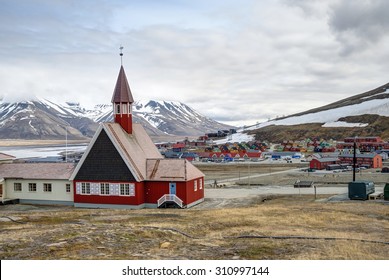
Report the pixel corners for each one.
[144,178,204,206]
[73,180,144,206]
[144,182,170,204]
[114,114,133,135]
[185,178,204,205]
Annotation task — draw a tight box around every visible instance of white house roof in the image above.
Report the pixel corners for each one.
[0,163,75,180]
[0,152,16,161]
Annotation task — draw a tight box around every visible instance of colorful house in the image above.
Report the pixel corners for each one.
[70,62,204,209]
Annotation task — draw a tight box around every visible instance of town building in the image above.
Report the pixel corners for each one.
[309,152,383,170]
[338,153,383,169]
[0,152,15,163]
[309,157,340,170]
[337,136,389,152]
[0,163,74,205]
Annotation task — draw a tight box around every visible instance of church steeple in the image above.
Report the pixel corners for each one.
[112,47,134,134]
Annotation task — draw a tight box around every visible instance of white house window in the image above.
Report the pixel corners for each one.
[120,183,130,196]
[14,183,22,192]
[66,184,71,193]
[199,179,203,190]
[43,183,52,192]
[120,183,135,196]
[100,183,110,195]
[28,183,37,192]
[194,180,197,191]
[81,182,91,194]
[116,104,121,114]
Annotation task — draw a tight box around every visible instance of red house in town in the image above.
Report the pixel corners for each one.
[70,60,204,209]
[309,157,340,170]
[338,153,383,169]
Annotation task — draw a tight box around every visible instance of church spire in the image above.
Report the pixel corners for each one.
[112,47,134,134]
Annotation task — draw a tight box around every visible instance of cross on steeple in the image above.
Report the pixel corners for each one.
[119,45,124,65]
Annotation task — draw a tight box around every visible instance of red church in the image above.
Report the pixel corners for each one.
[70,59,204,209]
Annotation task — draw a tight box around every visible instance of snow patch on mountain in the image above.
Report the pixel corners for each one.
[249,97,389,130]
[321,121,368,128]
[0,97,231,139]
[214,132,255,145]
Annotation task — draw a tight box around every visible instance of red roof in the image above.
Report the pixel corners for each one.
[111,66,134,103]
[173,143,185,149]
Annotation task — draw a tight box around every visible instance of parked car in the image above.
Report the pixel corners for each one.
[382,167,389,173]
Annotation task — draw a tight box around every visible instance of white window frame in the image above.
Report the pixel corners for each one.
[120,183,135,196]
[43,183,52,192]
[120,183,130,196]
[66,184,71,193]
[14,182,22,192]
[81,182,91,195]
[199,179,203,190]
[28,183,37,192]
[100,183,110,195]
[194,180,197,192]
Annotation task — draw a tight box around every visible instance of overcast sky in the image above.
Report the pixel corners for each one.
[0,0,388,126]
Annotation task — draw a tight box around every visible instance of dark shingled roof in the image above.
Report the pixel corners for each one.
[111,66,134,103]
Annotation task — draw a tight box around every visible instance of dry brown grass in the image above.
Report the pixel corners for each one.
[1,196,388,260]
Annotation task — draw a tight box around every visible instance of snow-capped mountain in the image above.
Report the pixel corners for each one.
[0,99,98,140]
[245,82,389,142]
[0,98,230,140]
[82,99,232,136]
[134,99,230,136]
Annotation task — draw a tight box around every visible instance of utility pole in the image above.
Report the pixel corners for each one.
[65,126,68,162]
[353,137,357,182]
[248,161,251,187]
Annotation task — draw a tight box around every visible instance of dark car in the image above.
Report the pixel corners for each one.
[381,167,389,173]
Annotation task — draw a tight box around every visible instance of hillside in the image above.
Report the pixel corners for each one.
[248,83,389,142]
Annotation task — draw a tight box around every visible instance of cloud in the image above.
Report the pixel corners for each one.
[0,0,388,127]
[328,0,389,55]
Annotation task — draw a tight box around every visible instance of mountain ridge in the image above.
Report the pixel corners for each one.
[247,82,389,142]
[0,98,231,140]
[276,82,389,120]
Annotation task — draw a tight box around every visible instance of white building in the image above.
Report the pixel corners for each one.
[0,163,75,205]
